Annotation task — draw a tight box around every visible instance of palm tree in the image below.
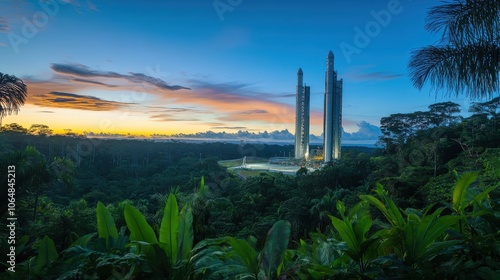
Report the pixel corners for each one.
[408,0,500,99]
[0,72,28,126]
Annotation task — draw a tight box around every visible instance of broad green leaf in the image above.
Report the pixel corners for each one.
[354,215,373,245]
[259,220,291,279]
[360,194,390,220]
[96,201,118,242]
[360,183,405,228]
[69,233,96,248]
[177,205,193,261]
[159,193,179,262]
[226,237,259,276]
[329,215,359,254]
[422,240,462,262]
[36,235,58,273]
[124,204,158,244]
[472,185,498,206]
[452,172,478,213]
[336,200,346,217]
[403,208,461,265]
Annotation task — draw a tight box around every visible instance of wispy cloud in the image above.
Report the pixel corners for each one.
[149,113,200,122]
[0,17,9,33]
[51,63,190,91]
[147,106,207,114]
[344,65,402,82]
[86,0,98,11]
[30,91,132,111]
[72,78,118,87]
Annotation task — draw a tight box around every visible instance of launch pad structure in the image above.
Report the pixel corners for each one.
[295,50,343,164]
[221,50,343,175]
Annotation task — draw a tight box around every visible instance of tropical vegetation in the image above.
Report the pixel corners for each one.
[0,96,499,279]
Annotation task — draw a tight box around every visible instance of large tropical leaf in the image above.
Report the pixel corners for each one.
[403,208,461,266]
[360,183,405,228]
[329,215,359,256]
[36,235,58,273]
[259,220,291,279]
[124,204,158,244]
[226,237,259,276]
[159,193,179,263]
[96,201,118,243]
[177,205,193,261]
[452,172,478,214]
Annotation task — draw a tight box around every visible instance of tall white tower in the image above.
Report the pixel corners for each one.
[324,51,342,162]
[295,68,310,159]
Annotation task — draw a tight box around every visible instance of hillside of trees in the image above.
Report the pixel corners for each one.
[0,98,499,279]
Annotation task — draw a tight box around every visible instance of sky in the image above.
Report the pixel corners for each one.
[0,0,475,140]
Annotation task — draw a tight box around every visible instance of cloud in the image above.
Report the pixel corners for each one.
[149,113,200,122]
[240,109,268,114]
[189,80,252,96]
[146,106,208,116]
[163,122,381,143]
[30,91,132,111]
[24,63,326,131]
[38,110,55,113]
[351,72,401,81]
[86,0,98,11]
[211,126,248,130]
[180,79,299,125]
[0,17,9,33]
[344,65,402,82]
[168,129,294,140]
[268,93,296,98]
[72,78,118,87]
[343,121,382,140]
[51,63,190,90]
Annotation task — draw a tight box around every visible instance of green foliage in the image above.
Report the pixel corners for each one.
[329,201,379,273]
[360,183,405,228]
[96,201,118,246]
[452,171,479,214]
[226,237,260,277]
[402,208,461,267]
[259,220,291,279]
[160,193,179,263]
[177,205,194,262]
[124,204,158,244]
[2,95,500,279]
[191,220,292,280]
[36,235,58,275]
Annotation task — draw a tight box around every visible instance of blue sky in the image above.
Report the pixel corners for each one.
[0,0,473,138]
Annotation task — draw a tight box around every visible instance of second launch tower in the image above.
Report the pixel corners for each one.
[323,51,343,162]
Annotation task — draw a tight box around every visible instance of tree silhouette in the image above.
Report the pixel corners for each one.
[0,73,27,126]
[409,0,500,99]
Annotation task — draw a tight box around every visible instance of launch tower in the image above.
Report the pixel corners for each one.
[294,68,310,159]
[323,51,343,162]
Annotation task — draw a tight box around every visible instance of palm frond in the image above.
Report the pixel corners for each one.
[426,0,500,44]
[0,72,28,118]
[408,42,500,99]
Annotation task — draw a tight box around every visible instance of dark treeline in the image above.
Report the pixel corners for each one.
[0,99,499,279]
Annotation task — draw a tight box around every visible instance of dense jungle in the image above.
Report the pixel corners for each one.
[0,98,499,279]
